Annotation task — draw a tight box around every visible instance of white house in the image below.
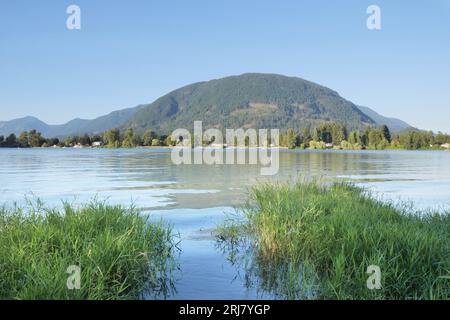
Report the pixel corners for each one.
[92,141,103,147]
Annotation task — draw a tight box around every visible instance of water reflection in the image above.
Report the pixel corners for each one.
[216,234,318,300]
[1,148,450,299]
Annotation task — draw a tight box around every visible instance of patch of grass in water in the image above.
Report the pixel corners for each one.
[0,201,178,300]
[217,180,450,300]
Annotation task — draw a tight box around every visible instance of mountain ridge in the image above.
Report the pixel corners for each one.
[0,106,145,138]
[356,105,413,132]
[0,73,414,137]
[125,73,376,134]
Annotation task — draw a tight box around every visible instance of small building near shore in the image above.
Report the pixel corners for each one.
[92,141,103,147]
[441,143,450,149]
[209,143,225,148]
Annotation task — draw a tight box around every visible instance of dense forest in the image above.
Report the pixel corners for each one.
[125,73,375,134]
[1,124,450,151]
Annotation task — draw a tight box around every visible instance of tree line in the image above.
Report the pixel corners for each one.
[0,128,173,148]
[279,123,450,150]
[1,124,450,150]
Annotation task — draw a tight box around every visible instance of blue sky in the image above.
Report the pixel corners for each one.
[1,0,449,132]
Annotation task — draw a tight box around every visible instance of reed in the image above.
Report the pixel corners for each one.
[0,201,177,299]
[217,180,449,299]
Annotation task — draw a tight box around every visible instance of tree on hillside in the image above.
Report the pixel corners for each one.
[143,129,157,146]
[18,131,29,148]
[368,129,382,149]
[28,129,44,147]
[151,139,161,147]
[434,132,450,145]
[164,135,175,146]
[79,134,91,146]
[312,127,321,142]
[4,134,18,147]
[46,138,60,147]
[122,128,138,148]
[319,125,332,143]
[361,127,370,147]
[284,128,298,149]
[103,129,121,148]
[367,127,390,149]
[348,131,361,145]
[64,136,77,147]
[381,125,392,143]
[302,125,311,143]
[331,123,347,145]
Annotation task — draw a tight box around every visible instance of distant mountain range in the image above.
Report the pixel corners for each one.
[0,106,144,138]
[0,73,414,137]
[356,105,413,133]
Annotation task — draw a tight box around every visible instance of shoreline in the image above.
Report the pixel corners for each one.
[1,146,448,152]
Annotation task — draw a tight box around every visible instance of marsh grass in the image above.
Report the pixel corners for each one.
[217,180,450,300]
[0,201,178,300]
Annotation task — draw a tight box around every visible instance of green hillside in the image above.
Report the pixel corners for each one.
[126,73,375,134]
[357,105,413,132]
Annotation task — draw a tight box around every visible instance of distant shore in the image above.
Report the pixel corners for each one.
[1,145,449,152]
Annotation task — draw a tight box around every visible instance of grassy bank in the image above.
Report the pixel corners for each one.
[217,181,449,300]
[0,201,177,300]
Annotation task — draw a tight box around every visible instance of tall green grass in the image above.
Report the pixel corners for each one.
[217,181,450,300]
[0,201,177,300]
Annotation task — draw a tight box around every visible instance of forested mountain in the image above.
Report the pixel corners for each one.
[2,73,419,138]
[125,73,375,134]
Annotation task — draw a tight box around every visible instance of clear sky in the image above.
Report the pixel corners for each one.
[1,0,449,132]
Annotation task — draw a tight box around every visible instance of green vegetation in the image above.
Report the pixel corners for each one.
[0,127,173,148]
[278,124,450,150]
[0,74,414,140]
[1,74,449,150]
[217,181,450,299]
[126,73,374,134]
[2,123,450,150]
[103,128,121,148]
[2,73,450,150]
[0,201,177,299]
[0,129,59,148]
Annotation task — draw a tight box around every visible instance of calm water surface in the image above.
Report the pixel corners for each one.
[1,148,450,299]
